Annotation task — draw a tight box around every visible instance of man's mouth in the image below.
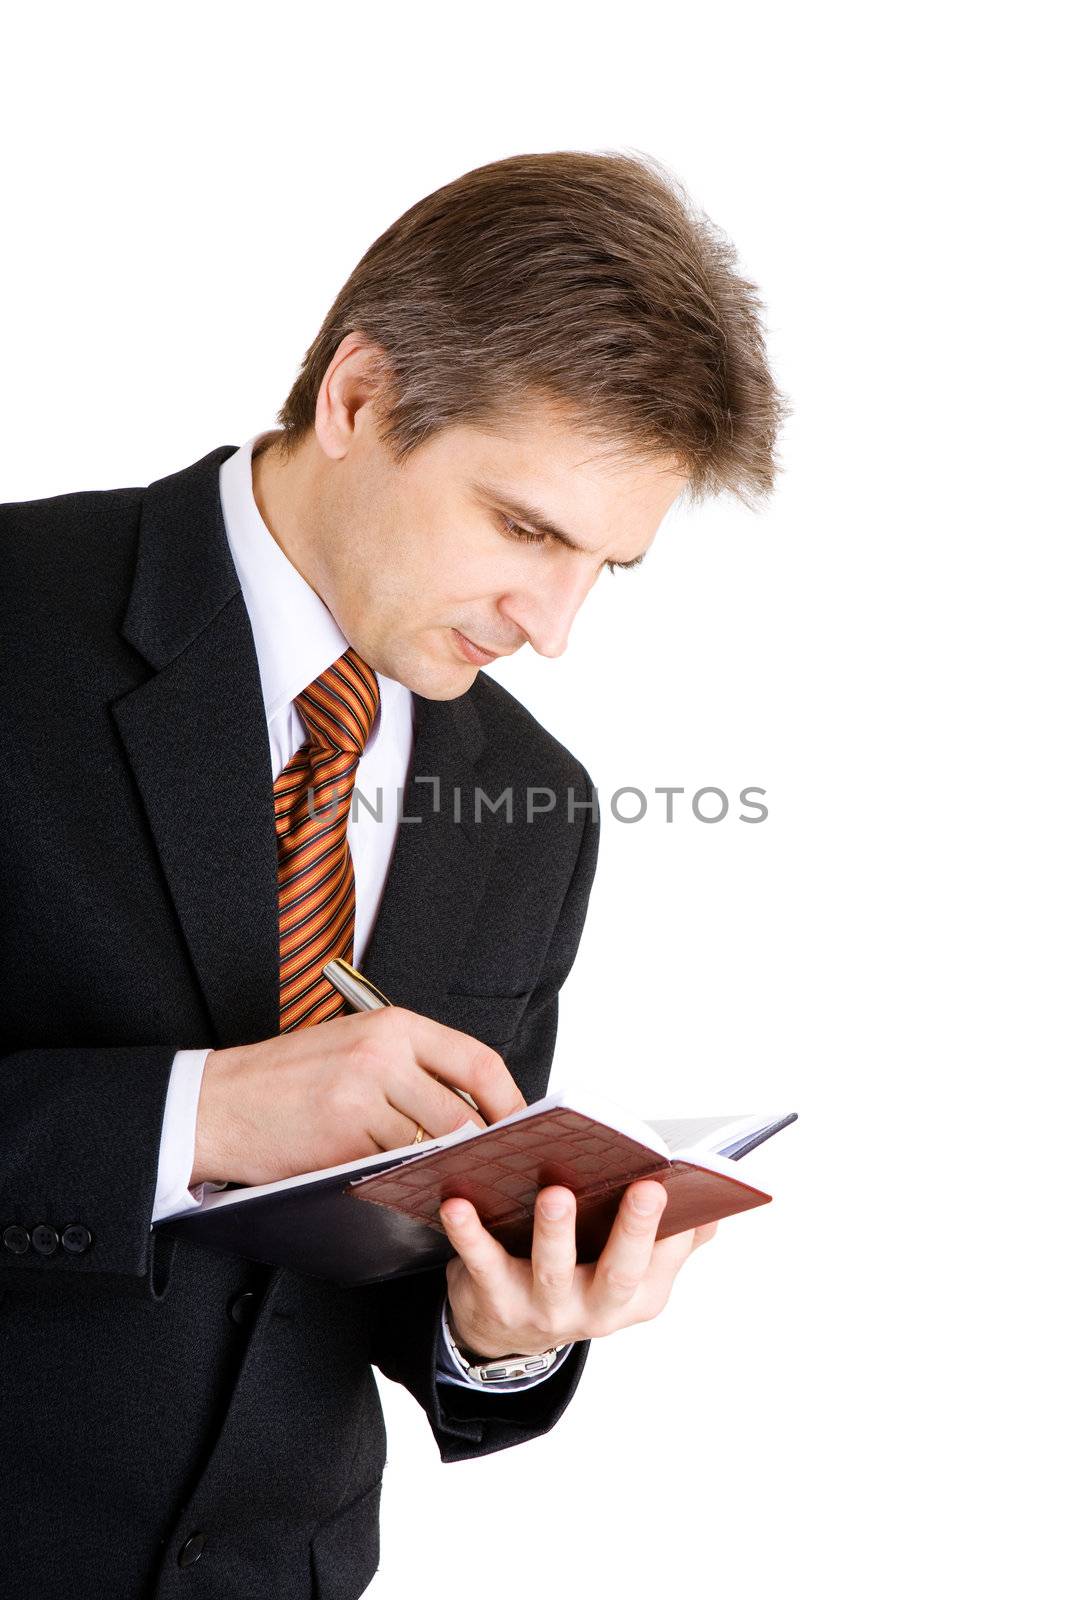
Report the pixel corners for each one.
[452,628,501,666]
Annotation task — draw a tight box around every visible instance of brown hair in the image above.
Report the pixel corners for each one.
[276,149,787,505]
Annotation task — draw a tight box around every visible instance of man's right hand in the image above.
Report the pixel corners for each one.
[191,1008,526,1188]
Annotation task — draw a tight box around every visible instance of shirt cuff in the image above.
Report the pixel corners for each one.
[151,1049,227,1223]
[434,1293,575,1392]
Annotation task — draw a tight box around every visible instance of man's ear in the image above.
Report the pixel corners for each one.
[315,331,393,458]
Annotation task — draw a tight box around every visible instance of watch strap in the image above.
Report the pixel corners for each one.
[443,1300,563,1385]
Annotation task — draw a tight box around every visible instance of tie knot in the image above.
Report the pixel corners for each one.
[294,647,380,758]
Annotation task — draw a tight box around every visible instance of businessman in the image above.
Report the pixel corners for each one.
[0,150,783,1597]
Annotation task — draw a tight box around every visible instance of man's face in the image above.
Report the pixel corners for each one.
[265,389,687,700]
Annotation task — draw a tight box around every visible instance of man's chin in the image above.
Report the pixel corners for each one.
[413,665,481,701]
[379,650,479,701]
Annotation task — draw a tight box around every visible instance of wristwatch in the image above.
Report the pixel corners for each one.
[442,1300,564,1385]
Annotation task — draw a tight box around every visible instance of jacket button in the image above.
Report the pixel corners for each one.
[61,1224,92,1254]
[177,1533,207,1567]
[31,1225,59,1256]
[3,1225,30,1255]
[227,1291,258,1326]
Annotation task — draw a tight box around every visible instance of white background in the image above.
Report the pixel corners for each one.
[3,4,1062,1596]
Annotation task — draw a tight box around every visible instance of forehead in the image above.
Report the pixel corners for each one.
[427,399,687,518]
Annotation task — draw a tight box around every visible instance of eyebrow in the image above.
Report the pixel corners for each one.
[470,478,646,570]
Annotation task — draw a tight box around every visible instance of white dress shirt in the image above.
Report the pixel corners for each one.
[150,429,572,1393]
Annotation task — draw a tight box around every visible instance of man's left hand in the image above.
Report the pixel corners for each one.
[438,1181,718,1359]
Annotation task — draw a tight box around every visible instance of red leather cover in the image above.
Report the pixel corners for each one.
[349,1106,772,1262]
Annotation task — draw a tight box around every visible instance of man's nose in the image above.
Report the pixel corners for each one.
[499,561,597,659]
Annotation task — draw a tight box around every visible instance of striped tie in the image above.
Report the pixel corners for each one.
[274,647,380,1033]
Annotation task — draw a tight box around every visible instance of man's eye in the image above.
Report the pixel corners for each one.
[498,513,547,546]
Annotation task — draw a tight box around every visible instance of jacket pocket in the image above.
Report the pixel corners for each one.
[441,989,534,1048]
[310,1475,383,1600]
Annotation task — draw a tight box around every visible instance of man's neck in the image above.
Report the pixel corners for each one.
[250,429,325,598]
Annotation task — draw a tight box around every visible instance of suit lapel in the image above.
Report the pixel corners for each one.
[111,445,281,1048]
[359,690,503,1010]
[109,444,501,1048]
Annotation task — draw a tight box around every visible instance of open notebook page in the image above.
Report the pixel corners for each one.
[646,1113,794,1160]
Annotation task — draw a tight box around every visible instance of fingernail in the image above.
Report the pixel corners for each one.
[540,1195,568,1219]
[631,1189,660,1214]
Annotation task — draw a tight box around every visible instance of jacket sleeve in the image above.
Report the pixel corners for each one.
[0,1043,181,1294]
[360,764,601,1463]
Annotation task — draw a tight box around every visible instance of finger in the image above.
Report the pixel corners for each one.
[529,1186,577,1314]
[646,1226,699,1283]
[393,1008,527,1122]
[589,1180,668,1316]
[611,1227,699,1329]
[438,1197,514,1294]
[380,1064,488,1148]
[369,1099,463,1153]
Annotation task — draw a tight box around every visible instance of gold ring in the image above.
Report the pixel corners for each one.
[413,1124,426,1145]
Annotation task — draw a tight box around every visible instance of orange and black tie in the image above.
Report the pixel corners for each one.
[273,647,380,1032]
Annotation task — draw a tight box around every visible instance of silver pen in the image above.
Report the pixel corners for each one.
[322,957,481,1117]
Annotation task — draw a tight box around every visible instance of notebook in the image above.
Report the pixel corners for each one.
[159,1087,797,1287]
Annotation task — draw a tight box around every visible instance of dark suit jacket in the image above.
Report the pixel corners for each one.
[0,444,600,1599]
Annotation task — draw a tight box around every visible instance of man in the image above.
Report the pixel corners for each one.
[0,150,783,1597]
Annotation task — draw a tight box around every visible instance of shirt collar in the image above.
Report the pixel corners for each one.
[218,429,413,750]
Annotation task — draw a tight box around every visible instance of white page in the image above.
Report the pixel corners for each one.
[645,1112,772,1158]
